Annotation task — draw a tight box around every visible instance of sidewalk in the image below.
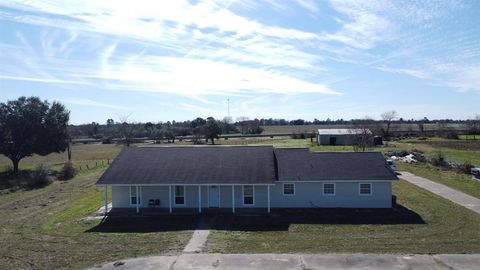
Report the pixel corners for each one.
[90,253,480,270]
[399,171,480,215]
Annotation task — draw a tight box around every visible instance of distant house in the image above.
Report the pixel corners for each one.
[96,146,397,214]
[316,129,372,145]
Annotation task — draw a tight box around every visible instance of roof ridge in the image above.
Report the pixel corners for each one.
[133,145,274,148]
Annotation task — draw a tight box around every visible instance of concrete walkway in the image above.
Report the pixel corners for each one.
[183,218,211,253]
[90,253,480,270]
[399,171,480,215]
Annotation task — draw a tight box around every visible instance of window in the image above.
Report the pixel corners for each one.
[283,183,295,195]
[130,186,141,205]
[175,186,185,205]
[243,185,254,205]
[359,183,372,195]
[323,183,335,195]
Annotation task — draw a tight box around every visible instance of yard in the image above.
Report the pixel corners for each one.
[0,168,193,269]
[1,138,480,269]
[205,180,480,253]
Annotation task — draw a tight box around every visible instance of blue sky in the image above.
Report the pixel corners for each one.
[0,0,479,124]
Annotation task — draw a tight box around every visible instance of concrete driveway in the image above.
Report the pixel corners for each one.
[90,253,480,270]
[399,171,480,215]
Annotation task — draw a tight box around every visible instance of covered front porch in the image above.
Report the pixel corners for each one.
[102,184,274,214]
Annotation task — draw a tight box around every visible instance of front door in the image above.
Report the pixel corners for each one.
[208,185,220,208]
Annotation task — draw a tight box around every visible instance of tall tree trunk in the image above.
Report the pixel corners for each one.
[12,158,20,174]
[386,122,391,137]
[67,143,72,161]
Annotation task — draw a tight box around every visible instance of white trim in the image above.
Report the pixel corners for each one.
[232,185,235,213]
[174,185,186,206]
[322,183,336,196]
[129,186,142,206]
[168,185,172,213]
[267,185,270,213]
[98,183,277,187]
[104,185,108,214]
[359,182,373,196]
[282,183,295,196]
[275,180,395,183]
[198,185,201,213]
[136,185,139,213]
[242,185,255,206]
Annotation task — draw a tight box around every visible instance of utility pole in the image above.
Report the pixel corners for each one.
[227,98,230,118]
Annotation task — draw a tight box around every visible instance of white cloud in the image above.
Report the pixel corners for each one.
[0,0,340,98]
[94,56,340,96]
[377,66,430,80]
[60,98,129,110]
[0,74,90,85]
[294,0,320,13]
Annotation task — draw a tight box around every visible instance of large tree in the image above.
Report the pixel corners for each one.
[381,110,398,138]
[204,117,221,144]
[351,118,375,152]
[0,97,70,174]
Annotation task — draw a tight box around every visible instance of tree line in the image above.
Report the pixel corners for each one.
[69,116,265,143]
[1,97,480,175]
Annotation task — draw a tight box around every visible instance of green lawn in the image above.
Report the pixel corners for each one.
[397,163,480,199]
[206,180,480,253]
[0,169,193,270]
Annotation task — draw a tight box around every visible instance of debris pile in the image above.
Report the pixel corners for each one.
[385,150,426,164]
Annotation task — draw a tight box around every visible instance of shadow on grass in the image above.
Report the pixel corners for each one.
[86,204,424,233]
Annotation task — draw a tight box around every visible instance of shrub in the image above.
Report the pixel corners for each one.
[454,162,475,174]
[29,164,52,188]
[102,137,114,144]
[430,152,450,168]
[57,162,77,180]
[443,131,459,140]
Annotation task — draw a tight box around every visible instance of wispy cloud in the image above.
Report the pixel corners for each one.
[59,98,129,110]
[0,0,478,124]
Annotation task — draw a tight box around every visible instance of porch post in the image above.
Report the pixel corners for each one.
[169,185,172,213]
[198,185,202,213]
[232,185,235,213]
[136,185,139,213]
[267,185,271,213]
[104,185,108,214]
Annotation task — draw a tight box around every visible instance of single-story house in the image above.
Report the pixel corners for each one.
[96,146,397,214]
[316,128,372,145]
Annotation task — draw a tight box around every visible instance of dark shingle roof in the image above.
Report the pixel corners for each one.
[274,148,397,181]
[97,146,277,185]
[97,146,397,185]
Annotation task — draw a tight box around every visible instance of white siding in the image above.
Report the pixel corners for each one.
[110,181,393,209]
[270,181,392,208]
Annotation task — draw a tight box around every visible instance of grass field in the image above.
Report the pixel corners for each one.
[0,168,193,270]
[205,180,480,253]
[1,137,479,268]
[397,163,480,199]
[0,143,123,173]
